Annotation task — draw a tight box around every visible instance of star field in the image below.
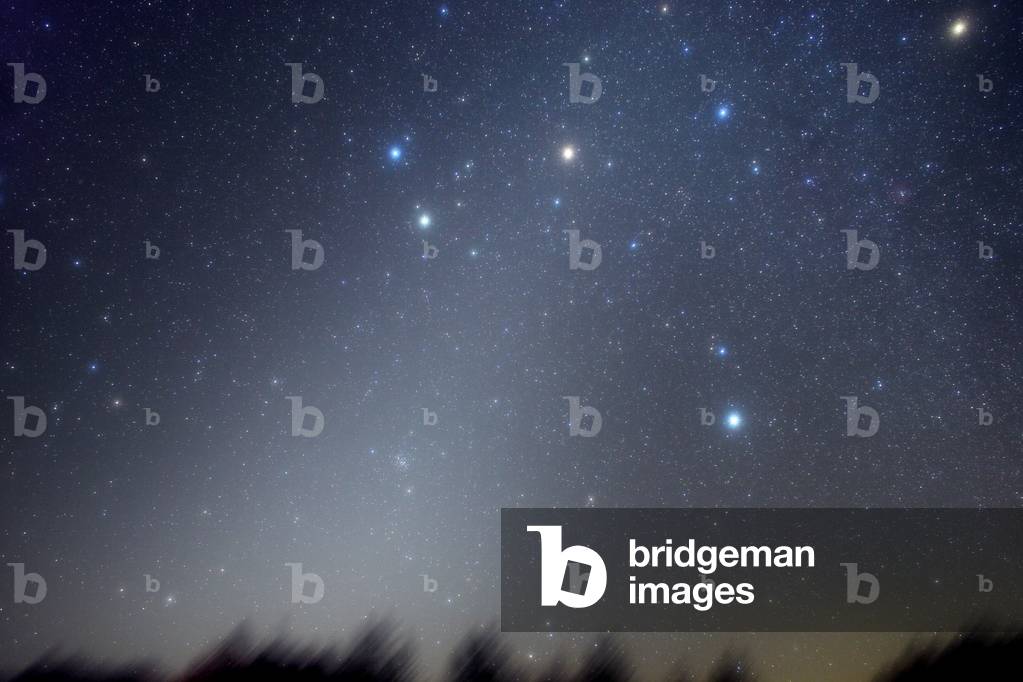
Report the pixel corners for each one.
[2,1,1022,680]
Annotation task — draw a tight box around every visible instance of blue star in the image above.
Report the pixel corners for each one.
[725,412,742,429]
[716,105,731,121]
[717,346,727,357]
[388,146,403,161]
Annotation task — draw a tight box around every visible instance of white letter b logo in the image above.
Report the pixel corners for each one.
[528,525,606,608]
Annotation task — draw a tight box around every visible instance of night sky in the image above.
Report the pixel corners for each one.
[2,1,1022,680]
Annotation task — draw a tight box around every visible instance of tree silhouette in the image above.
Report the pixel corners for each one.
[573,637,632,682]
[706,652,756,682]
[448,628,520,682]
[4,622,1022,682]
[875,630,1023,682]
[334,621,416,682]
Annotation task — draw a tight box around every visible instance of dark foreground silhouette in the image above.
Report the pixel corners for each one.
[873,630,1023,682]
[4,623,1021,682]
